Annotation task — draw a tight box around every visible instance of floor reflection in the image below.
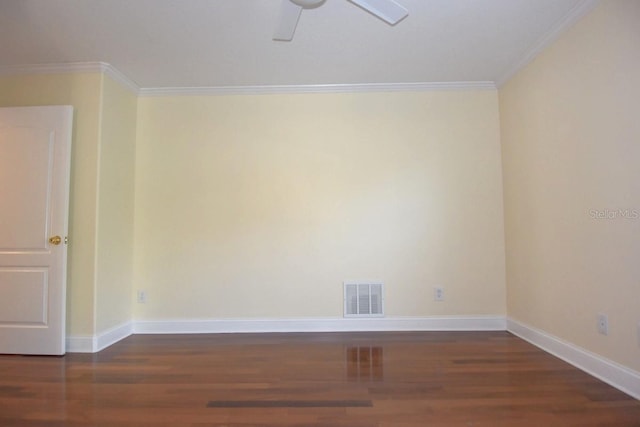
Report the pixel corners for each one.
[346,346,383,381]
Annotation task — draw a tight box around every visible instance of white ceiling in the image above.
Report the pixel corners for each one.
[0,0,594,89]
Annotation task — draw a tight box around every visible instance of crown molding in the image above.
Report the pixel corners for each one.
[0,61,140,95]
[0,61,498,96]
[0,61,495,95]
[0,61,105,75]
[101,63,140,95]
[138,81,496,97]
[496,0,600,88]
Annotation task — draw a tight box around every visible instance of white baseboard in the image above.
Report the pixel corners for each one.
[66,316,504,352]
[132,315,506,334]
[95,321,133,351]
[65,335,96,353]
[66,321,133,353]
[507,318,640,400]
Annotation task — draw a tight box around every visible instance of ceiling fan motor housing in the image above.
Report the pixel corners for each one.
[291,0,326,9]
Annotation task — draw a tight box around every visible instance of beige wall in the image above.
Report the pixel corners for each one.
[95,75,137,333]
[500,0,640,371]
[0,72,137,337]
[133,91,506,320]
[0,73,102,335]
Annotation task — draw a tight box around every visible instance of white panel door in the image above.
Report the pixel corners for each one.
[0,106,72,355]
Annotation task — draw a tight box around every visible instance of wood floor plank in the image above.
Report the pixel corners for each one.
[0,331,638,426]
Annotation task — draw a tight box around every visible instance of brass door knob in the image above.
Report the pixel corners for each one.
[49,236,62,245]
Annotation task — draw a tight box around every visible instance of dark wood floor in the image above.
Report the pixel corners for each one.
[0,331,639,427]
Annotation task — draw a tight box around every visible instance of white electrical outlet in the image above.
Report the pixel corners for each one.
[137,290,147,304]
[597,313,608,335]
[434,286,444,302]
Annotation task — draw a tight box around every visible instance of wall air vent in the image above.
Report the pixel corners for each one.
[344,282,384,317]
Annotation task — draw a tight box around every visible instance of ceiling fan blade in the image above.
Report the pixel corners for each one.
[273,0,303,41]
[348,0,408,25]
